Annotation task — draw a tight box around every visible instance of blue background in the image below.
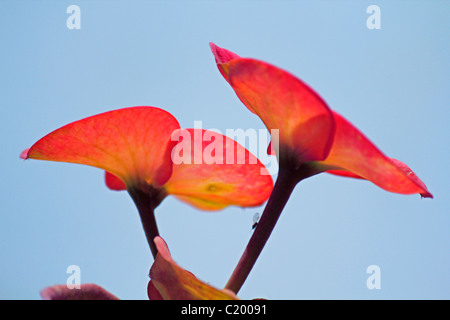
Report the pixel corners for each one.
[1,0,448,299]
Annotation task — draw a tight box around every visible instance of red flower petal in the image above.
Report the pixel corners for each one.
[105,171,127,191]
[318,112,432,197]
[210,43,335,166]
[210,43,431,198]
[210,42,241,64]
[22,107,180,191]
[149,236,239,300]
[40,284,119,300]
[326,169,363,179]
[210,42,241,81]
[105,128,274,210]
[19,148,30,160]
[164,128,273,210]
[147,280,164,300]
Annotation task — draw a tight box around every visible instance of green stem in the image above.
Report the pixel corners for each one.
[225,167,299,294]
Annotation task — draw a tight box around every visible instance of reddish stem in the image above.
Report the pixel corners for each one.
[225,167,299,294]
[128,188,165,259]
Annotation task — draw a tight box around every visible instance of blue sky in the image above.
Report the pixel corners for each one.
[1,1,448,299]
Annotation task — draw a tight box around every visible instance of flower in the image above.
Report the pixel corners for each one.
[21,106,273,209]
[210,43,432,198]
[104,128,274,210]
[21,107,178,194]
[21,106,273,256]
[210,43,433,294]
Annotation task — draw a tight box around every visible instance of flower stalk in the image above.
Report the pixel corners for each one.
[225,167,295,293]
[128,188,166,259]
[225,161,321,294]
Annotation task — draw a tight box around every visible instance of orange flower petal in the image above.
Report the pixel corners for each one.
[164,128,273,210]
[22,107,180,191]
[318,112,432,197]
[210,43,335,165]
[149,236,239,300]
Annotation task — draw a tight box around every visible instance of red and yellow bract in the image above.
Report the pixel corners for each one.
[210,43,432,198]
[21,106,273,209]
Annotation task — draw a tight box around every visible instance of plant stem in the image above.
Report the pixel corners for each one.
[128,188,161,259]
[225,167,299,294]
